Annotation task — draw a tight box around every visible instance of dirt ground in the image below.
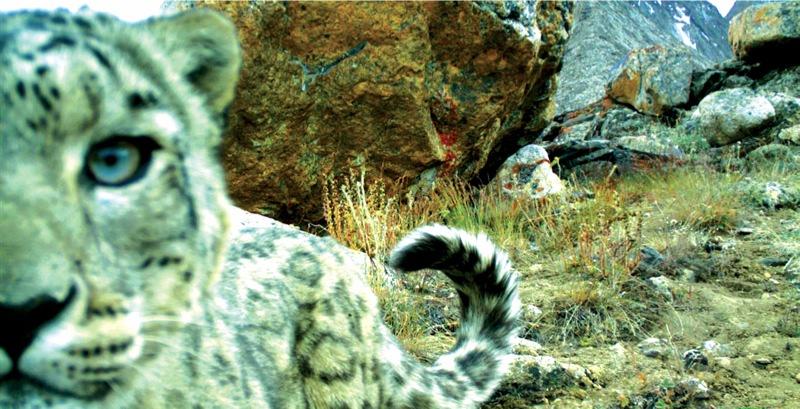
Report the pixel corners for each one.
[505,205,799,408]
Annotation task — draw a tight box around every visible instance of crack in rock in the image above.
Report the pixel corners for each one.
[293,41,368,92]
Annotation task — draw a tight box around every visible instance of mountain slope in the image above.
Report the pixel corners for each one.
[556,0,732,115]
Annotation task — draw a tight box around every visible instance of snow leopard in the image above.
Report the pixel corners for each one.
[0,8,520,409]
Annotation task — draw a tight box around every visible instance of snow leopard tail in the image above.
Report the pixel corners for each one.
[386,224,521,408]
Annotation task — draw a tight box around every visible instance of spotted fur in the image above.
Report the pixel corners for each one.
[0,8,520,409]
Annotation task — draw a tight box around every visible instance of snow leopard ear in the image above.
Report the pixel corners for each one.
[146,10,241,115]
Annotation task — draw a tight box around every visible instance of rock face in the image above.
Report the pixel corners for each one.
[690,87,776,146]
[556,0,732,115]
[606,45,697,116]
[728,2,800,65]
[175,1,572,223]
[726,0,784,21]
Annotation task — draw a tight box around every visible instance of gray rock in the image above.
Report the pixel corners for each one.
[741,181,800,210]
[726,1,784,21]
[785,257,800,289]
[762,93,800,123]
[760,257,790,267]
[691,87,776,146]
[638,337,670,358]
[607,45,696,116]
[729,1,800,65]
[545,138,675,178]
[513,337,544,356]
[634,246,666,277]
[645,276,674,302]
[701,340,734,357]
[557,1,731,115]
[495,144,563,199]
[676,377,711,400]
[599,106,658,139]
[497,355,599,399]
[779,124,800,145]
[704,236,736,252]
[680,268,698,283]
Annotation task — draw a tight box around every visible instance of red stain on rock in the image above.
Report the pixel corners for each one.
[438,129,458,147]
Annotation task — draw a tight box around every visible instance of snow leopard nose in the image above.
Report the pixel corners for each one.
[0,285,76,369]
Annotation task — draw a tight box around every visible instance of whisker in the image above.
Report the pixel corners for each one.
[140,315,215,330]
[140,336,216,367]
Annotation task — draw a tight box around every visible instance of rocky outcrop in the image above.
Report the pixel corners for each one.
[173,1,572,223]
[689,87,776,146]
[490,355,598,405]
[606,45,698,116]
[728,1,800,65]
[726,0,784,21]
[556,1,732,116]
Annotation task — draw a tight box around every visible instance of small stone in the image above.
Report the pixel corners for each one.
[735,227,754,235]
[760,257,789,267]
[702,340,733,357]
[610,342,627,357]
[795,372,800,383]
[704,236,724,252]
[645,276,673,302]
[634,246,665,276]
[525,305,543,317]
[638,337,669,358]
[677,377,710,400]
[778,124,800,145]
[503,355,583,400]
[715,357,732,368]
[680,268,698,283]
[513,337,544,356]
[754,357,773,367]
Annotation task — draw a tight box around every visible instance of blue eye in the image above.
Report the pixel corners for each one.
[85,137,159,186]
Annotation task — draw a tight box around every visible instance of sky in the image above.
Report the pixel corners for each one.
[0,0,737,21]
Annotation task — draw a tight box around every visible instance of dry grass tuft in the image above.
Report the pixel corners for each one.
[321,160,748,347]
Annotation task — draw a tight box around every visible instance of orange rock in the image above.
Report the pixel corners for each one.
[174,1,573,223]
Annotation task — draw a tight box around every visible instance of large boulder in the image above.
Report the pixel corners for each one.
[606,45,697,116]
[174,1,573,223]
[726,1,784,21]
[728,2,800,65]
[690,87,775,146]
